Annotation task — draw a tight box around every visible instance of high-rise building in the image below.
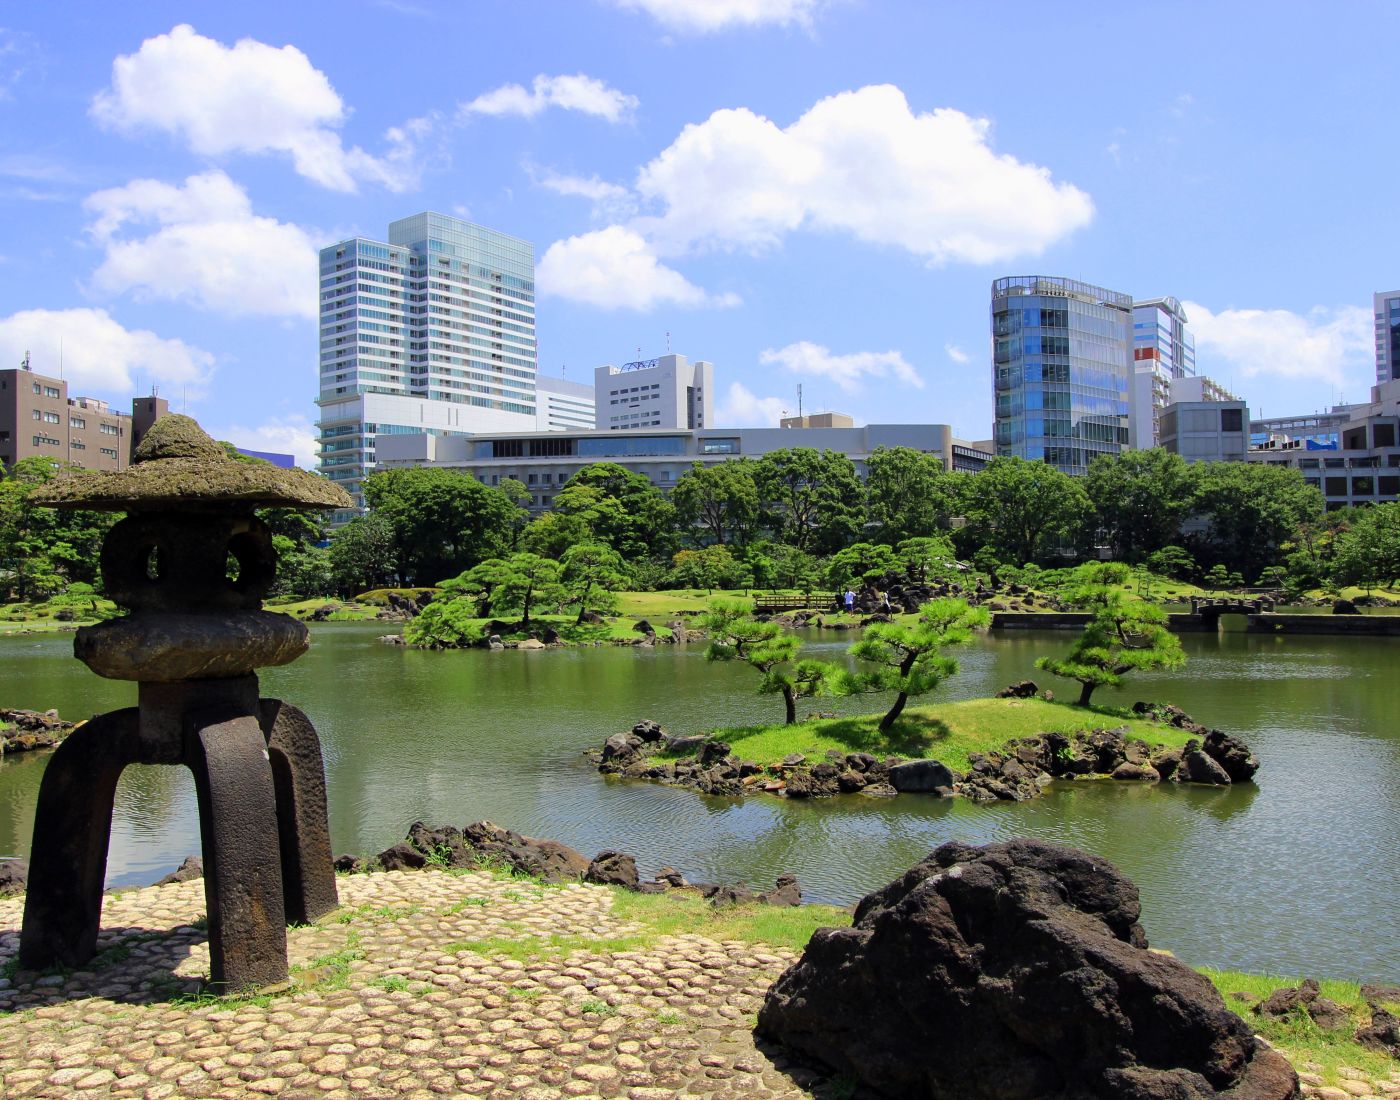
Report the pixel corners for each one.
[316,212,539,522]
[1130,297,1197,448]
[991,276,1133,475]
[594,354,713,431]
[1374,290,1400,384]
[534,375,596,431]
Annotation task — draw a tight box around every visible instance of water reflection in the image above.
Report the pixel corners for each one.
[0,623,1396,982]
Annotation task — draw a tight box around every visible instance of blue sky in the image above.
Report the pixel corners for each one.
[1,0,1396,465]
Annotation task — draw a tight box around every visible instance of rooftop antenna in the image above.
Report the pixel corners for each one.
[797,383,803,419]
[666,330,671,353]
[21,349,30,371]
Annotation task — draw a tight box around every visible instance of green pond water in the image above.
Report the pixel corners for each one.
[1,623,1396,982]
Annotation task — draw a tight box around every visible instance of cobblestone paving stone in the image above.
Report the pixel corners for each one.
[3,872,1398,1099]
[0,870,843,1100]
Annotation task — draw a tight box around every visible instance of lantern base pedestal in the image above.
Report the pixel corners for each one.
[18,678,337,992]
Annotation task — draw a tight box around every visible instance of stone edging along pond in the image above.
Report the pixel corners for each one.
[589,702,1261,803]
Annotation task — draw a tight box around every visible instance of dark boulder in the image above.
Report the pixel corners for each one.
[1151,748,1183,781]
[462,820,589,883]
[406,821,473,867]
[997,680,1039,699]
[757,838,1299,1100]
[837,769,868,793]
[1332,598,1360,615]
[377,841,428,871]
[1202,730,1259,783]
[698,739,732,766]
[888,759,957,793]
[601,732,645,767]
[1111,762,1160,782]
[153,855,204,886]
[633,619,657,635]
[1254,979,1349,1030]
[1356,1007,1400,1056]
[631,719,665,743]
[1361,982,1400,1005]
[761,874,802,907]
[0,858,27,897]
[333,854,367,874]
[1180,742,1233,785]
[706,883,755,907]
[665,734,708,756]
[585,850,639,889]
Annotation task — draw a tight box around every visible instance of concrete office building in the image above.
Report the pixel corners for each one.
[535,375,595,432]
[316,212,539,523]
[991,276,1133,475]
[1130,297,1198,448]
[780,412,855,429]
[1376,290,1400,384]
[0,364,168,471]
[595,355,712,431]
[1250,378,1400,509]
[377,422,993,510]
[1159,378,1248,464]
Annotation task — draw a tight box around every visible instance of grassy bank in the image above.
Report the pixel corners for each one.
[691,697,1184,774]
[1203,968,1400,1085]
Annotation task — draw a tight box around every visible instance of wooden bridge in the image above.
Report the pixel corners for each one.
[751,592,841,614]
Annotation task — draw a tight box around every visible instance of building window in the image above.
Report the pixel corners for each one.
[43,412,60,424]
[31,409,40,420]
[99,447,118,458]
[1220,408,1243,432]
[100,423,120,436]
[70,416,86,429]
[1324,476,1348,496]
[70,440,86,450]
[44,386,60,398]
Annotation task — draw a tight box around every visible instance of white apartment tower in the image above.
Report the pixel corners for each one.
[316,212,539,522]
[594,354,713,431]
[1376,290,1400,385]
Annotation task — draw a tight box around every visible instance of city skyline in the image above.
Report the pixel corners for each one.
[0,2,1396,466]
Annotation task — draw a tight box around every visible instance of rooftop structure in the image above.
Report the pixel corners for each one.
[594,354,712,431]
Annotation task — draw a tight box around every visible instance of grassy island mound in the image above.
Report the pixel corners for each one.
[694,697,1181,775]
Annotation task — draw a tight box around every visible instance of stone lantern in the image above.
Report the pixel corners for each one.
[19,415,352,990]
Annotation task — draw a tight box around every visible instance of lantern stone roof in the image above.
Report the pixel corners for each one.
[28,415,351,512]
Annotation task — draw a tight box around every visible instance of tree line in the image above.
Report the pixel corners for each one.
[3,446,1399,604]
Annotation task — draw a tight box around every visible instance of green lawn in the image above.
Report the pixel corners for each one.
[1202,968,1400,1086]
[702,697,1186,773]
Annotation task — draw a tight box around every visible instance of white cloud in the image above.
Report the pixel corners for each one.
[461,74,638,123]
[537,226,740,311]
[759,341,922,393]
[945,343,970,364]
[84,171,319,319]
[633,85,1093,264]
[529,167,636,220]
[609,0,824,33]
[1184,301,1372,387]
[0,308,212,394]
[91,24,425,192]
[716,381,788,426]
[211,413,318,469]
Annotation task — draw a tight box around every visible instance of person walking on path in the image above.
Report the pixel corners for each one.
[844,589,856,613]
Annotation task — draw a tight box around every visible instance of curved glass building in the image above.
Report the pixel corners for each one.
[991,276,1133,475]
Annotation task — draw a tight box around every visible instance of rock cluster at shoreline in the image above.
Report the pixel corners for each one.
[591,706,1260,803]
[335,818,805,908]
[0,708,78,755]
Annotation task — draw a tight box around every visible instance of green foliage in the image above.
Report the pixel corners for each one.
[668,545,752,591]
[328,513,398,594]
[1189,461,1323,583]
[403,595,484,648]
[894,536,965,586]
[1329,502,1400,593]
[452,552,566,626]
[752,448,863,554]
[1036,563,1186,706]
[1147,544,1196,581]
[957,456,1092,566]
[825,542,899,589]
[361,466,525,585]
[555,462,676,561]
[743,540,824,591]
[1084,449,1195,562]
[561,541,627,622]
[518,510,593,559]
[848,598,989,731]
[671,459,760,547]
[865,446,959,542]
[0,456,116,600]
[700,599,847,724]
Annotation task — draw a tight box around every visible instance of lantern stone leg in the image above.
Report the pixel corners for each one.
[18,710,139,970]
[18,414,353,993]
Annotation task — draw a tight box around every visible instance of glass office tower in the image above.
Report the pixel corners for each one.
[991,276,1133,475]
[316,213,538,519]
[1131,296,1197,448]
